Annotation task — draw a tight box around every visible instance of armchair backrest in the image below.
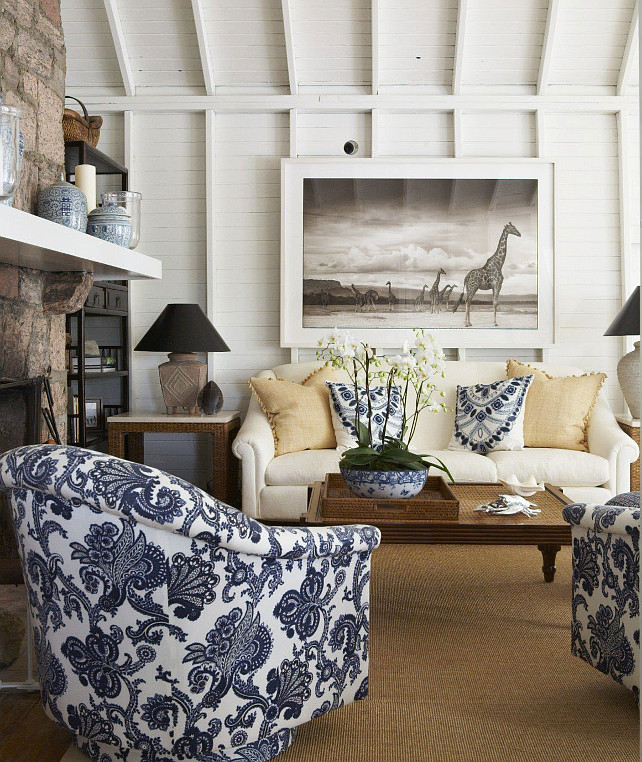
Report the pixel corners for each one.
[0,445,380,759]
[0,444,296,557]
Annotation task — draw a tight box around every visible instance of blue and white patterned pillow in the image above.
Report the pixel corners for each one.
[448,375,534,454]
[326,381,403,450]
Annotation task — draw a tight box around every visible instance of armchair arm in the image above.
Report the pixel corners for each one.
[587,396,639,494]
[562,502,640,538]
[232,392,275,518]
[267,523,381,559]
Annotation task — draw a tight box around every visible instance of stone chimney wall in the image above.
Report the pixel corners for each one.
[0,0,91,442]
[0,0,66,211]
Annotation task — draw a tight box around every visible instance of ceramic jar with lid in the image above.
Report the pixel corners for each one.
[37,177,88,231]
[87,201,132,247]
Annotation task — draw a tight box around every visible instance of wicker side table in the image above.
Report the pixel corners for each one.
[615,415,640,491]
[107,411,241,506]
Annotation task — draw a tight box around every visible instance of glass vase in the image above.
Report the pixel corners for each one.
[0,104,21,203]
[102,190,142,249]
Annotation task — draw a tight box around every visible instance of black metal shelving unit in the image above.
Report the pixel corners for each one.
[66,283,130,450]
[64,140,128,191]
[64,141,131,450]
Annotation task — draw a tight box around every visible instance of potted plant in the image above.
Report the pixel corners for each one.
[318,329,454,499]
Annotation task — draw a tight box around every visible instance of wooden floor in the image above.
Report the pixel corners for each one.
[0,690,72,761]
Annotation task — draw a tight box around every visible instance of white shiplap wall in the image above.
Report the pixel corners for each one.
[204,0,289,90]
[291,0,371,89]
[97,104,637,487]
[128,113,212,485]
[213,113,291,411]
[62,0,124,93]
[462,0,547,90]
[378,0,457,91]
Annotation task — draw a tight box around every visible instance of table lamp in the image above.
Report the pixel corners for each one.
[604,286,640,419]
[135,304,230,415]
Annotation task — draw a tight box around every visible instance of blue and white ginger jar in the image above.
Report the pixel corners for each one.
[37,178,87,231]
[340,466,428,499]
[87,201,132,247]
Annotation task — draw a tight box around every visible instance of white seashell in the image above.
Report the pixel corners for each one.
[498,475,545,497]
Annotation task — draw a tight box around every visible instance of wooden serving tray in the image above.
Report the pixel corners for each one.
[321,472,460,521]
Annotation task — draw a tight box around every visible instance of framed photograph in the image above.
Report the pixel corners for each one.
[281,159,555,348]
[84,398,102,431]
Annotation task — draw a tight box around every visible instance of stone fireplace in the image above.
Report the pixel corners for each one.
[0,0,92,582]
[0,0,93,442]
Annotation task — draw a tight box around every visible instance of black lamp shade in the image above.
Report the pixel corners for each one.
[604,287,640,337]
[135,304,230,353]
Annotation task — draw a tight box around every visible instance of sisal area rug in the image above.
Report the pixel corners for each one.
[62,544,639,762]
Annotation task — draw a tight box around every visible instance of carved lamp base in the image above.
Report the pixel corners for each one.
[158,352,207,415]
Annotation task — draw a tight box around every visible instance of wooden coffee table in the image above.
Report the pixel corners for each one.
[306,480,572,582]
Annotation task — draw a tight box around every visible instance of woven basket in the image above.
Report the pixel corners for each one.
[63,96,103,147]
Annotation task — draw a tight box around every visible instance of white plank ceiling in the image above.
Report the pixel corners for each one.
[62,0,639,95]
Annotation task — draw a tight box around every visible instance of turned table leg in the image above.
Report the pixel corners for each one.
[538,544,562,583]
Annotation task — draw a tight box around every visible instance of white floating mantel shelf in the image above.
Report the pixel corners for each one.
[0,205,162,281]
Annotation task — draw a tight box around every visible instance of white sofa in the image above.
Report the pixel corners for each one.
[232,360,639,520]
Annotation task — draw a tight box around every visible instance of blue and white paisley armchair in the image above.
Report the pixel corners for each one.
[0,445,381,762]
[562,492,639,701]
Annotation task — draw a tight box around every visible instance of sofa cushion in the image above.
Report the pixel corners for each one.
[419,450,498,483]
[562,487,613,504]
[487,448,609,488]
[249,368,337,456]
[448,375,533,453]
[266,449,342,487]
[506,360,606,452]
[266,448,497,487]
[326,381,403,450]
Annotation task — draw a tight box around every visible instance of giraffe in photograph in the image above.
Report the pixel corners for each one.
[385,281,398,312]
[320,288,330,310]
[364,289,379,310]
[453,222,521,327]
[427,268,447,313]
[351,284,367,312]
[439,284,456,312]
[413,284,428,311]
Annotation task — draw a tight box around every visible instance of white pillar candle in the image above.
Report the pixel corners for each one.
[74,164,96,211]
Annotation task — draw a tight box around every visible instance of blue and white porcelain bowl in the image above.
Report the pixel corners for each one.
[340,466,428,499]
[37,179,87,231]
[87,201,132,247]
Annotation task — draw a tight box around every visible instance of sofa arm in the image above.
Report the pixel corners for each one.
[587,398,639,494]
[232,394,275,518]
[562,502,640,538]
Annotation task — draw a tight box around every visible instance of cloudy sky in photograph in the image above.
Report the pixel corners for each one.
[303,178,538,295]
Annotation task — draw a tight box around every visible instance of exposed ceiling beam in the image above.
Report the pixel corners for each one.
[372,0,379,95]
[281,0,298,95]
[538,0,560,94]
[191,0,215,95]
[75,93,639,114]
[102,0,135,97]
[618,0,639,95]
[452,0,468,95]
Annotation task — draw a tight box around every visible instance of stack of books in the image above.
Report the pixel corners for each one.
[71,356,117,373]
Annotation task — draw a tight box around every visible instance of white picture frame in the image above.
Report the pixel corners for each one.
[281,158,555,349]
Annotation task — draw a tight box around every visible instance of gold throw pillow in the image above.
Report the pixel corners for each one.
[249,367,337,456]
[506,360,606,451]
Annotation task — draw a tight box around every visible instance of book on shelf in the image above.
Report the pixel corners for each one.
[71,356,118,372]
